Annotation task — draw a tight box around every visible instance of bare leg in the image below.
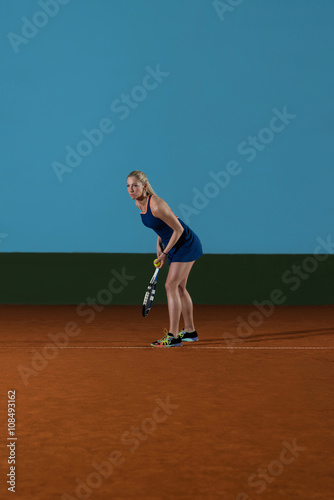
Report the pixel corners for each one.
[179,285,195,332]
[165,261,195,336]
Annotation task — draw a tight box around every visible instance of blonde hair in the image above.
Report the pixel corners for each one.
[127,170,156,196]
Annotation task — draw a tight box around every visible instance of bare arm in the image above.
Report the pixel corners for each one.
[156,235,164,256]
[151,196,184,266]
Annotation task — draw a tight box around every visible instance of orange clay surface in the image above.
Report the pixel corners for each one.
[0,304,333,500]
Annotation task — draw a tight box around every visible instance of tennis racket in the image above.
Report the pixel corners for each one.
[142,267,160,317]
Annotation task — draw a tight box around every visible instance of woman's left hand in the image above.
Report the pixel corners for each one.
[156,252,167,268]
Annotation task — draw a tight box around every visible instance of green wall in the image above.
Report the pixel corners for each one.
[0,253,333,305]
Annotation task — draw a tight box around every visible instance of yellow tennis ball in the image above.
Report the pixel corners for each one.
[153,259,161,268]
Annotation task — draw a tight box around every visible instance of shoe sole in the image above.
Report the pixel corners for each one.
[151,342,183,347]
[180,337,199,342]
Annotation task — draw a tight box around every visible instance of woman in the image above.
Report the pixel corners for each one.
[127,170,203,347]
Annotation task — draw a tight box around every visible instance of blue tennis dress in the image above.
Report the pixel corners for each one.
[140,195,203,263]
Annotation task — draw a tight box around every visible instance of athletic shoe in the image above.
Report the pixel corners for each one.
[179,329,199,342]
[151,330,183,347]
[153,329,172,343]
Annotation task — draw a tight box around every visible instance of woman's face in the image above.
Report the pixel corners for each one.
[127,177,146,200]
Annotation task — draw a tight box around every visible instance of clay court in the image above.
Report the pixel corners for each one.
[2,1,334,499]
[1,304,333,499]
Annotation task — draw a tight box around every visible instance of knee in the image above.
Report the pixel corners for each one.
[178,283,186,295]
[165,279,179,294]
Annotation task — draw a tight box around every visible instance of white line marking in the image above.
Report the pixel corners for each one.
[0,346,333,350]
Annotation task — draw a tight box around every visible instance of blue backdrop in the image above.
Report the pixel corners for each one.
[1,0,333,253]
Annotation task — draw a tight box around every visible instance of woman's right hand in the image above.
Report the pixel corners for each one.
[155,251,167,268]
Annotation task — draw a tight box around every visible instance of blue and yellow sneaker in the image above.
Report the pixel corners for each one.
[179,329,199,342]
[151,329,183,347]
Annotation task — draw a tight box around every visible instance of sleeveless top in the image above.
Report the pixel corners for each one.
[140,195,203,263]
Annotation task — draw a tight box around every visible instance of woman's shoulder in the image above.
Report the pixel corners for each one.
[150,195,172,216]
[150,195,166,209]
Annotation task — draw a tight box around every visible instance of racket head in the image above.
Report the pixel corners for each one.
[142,268,159,317]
